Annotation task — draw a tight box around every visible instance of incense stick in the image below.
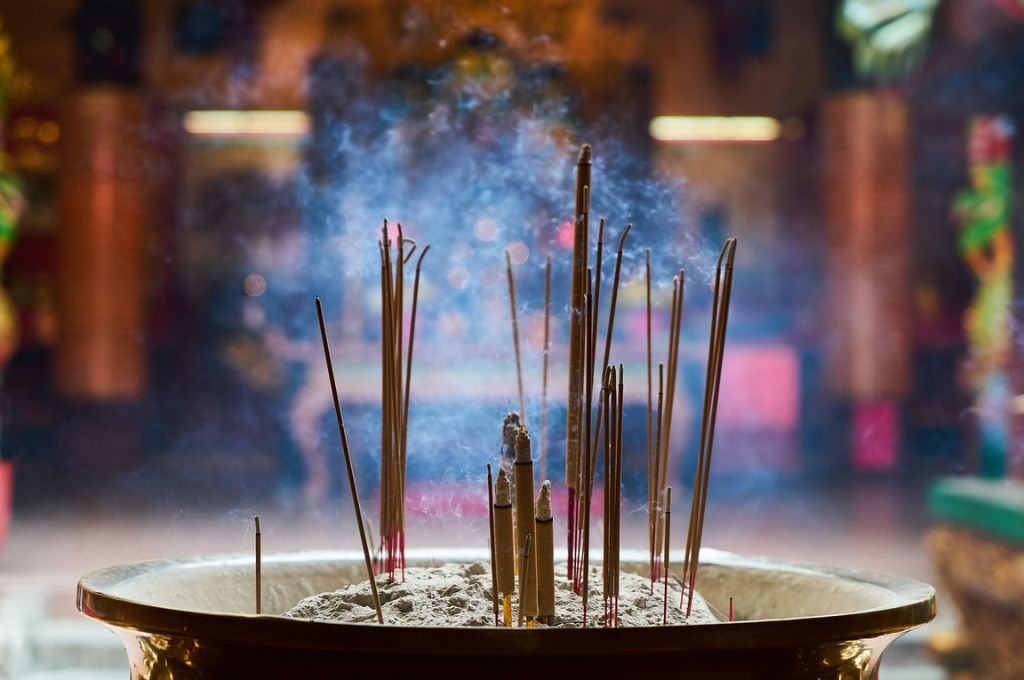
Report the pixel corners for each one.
[662,486,672,626]
[645,250,654,584]
[518,533,533,628]
[487,464,499,627]
[536,481,555,624]
[493,469,515,627]
[506,250,526,428]
[254,515,261,615]
[316,297,384,624]
[540,255,552,482]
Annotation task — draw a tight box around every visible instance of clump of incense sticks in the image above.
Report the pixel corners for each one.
[377,222,429,582]
[682,238,737,615]
[602,366,623,626]
[564,144,590,582]
[563,144,633,591]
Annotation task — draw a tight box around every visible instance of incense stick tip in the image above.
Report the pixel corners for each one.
[536,480,552,520]
[578,143,592,163]
[495,468,511,504]
[514,428,533,464]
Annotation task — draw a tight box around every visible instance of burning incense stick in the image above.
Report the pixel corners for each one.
[729,597,734,622]
[494,468,515,627]
[540,255,552,482]
[684,239,737,616]
[506,250,527,428]
[535,481,555,624]
[514,429,538,621]
[565,144,591,581]
[316,297,384,625]
[254,515,261,615]
[500,412,522,478]
[487,464,499,627]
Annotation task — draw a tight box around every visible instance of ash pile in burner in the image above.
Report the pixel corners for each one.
[284,562,718,627]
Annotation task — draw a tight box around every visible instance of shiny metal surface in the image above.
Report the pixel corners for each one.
[78,548,935,679]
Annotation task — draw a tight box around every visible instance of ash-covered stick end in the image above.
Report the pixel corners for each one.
[514,428,533,464]
[578,143,592,163]
[536,480,552,521]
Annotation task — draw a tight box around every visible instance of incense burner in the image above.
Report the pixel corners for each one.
[78,548,934,679]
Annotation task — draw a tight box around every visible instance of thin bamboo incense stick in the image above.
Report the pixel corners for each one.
[540,255,552,483]
[646,250,654,584]
[316,297,384,624]
[506,250,527,427]
[517,533,533,628]
[613,363,623,627]
[662,486,672,626]
[601,371,612,621]
[487,464,499,627]
[254,515,261,615]
[599,224,632,374]
[651,363,664,584]
[586,223,632,512]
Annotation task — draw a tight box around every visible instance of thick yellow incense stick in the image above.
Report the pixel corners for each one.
[514,430,538,619]
[493,468,516,626]
[536,481,555,624]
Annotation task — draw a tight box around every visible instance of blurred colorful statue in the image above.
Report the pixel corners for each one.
[0,20,23,373]
[953,115,1014,477]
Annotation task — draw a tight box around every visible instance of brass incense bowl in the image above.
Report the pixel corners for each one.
[78,548,934,679]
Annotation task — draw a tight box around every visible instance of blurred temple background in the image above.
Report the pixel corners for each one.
[0,0,1022,677]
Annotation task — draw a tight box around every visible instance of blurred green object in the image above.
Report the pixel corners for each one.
[0,18,20,380]
[928,477,1024,544]
[837,0,940,81]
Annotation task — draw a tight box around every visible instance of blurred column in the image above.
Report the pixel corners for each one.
[54,0,146,403]
[821,91,911,471]
[55,88,147,399]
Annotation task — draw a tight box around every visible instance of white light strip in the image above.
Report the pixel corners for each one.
[183,110,310,137]
[649,116,781,142]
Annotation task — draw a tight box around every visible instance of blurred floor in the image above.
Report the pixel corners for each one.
[0,475,958,678]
